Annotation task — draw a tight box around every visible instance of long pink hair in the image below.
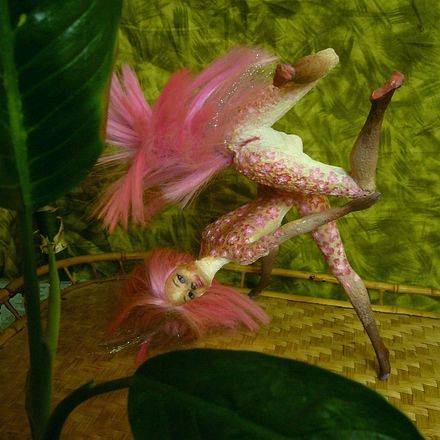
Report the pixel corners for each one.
[97,47,276,231]
[108,248,270,362]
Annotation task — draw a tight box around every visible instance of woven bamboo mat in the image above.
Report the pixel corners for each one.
[0,279,438,439]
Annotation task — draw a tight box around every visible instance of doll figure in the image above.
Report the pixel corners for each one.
[110,190,378,365]
[99,47,403,378]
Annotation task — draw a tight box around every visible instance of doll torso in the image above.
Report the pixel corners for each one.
[200,189,294,265]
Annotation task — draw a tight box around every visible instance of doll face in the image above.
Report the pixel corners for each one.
[165,262,210,306]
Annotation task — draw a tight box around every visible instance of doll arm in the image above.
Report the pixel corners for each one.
[273,192,380,243]
[248,246,279,298]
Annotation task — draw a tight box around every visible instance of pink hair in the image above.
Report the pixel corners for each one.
[97,47,276,231]
[108,248,270,362]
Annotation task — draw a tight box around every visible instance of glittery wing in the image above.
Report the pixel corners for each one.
[97,48,276,229]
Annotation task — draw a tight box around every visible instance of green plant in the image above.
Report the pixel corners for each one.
[48,349,424,440]
[0,0,122,437]
[0,1,424,439]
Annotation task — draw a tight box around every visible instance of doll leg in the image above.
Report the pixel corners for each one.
[350,71,404,191]
[249,246,279,297]
[234,131,367,198]
[248,189,378,297]
[294,194,390,379]
[235,71,403,197]
[238,48,340,130]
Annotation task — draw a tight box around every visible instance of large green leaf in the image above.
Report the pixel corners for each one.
[0,0,122,211]
[128,349,422,439]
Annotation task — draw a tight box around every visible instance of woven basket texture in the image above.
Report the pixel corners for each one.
[0,278,438,439]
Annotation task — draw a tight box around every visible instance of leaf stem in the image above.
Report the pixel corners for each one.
[19,209,52,440]
[44,377,133,440]
[36,209,62,355]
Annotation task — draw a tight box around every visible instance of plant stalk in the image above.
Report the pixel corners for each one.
[36,208,62,355]
[19,209,53,440]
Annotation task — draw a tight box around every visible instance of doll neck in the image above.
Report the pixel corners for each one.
[195,256,231,285]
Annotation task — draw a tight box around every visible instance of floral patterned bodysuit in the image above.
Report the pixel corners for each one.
[199,188,354,279]
[199,77,370,276]
[200,189,294,265]
[231,127,367,199]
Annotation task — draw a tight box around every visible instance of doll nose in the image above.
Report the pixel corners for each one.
[292,48,339,84]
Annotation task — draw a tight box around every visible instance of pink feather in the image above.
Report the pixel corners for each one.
[97,47,276,230]
[108,248,270,362]
[96,66,154,230]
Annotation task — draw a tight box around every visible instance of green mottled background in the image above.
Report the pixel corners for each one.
[1,0,439,310]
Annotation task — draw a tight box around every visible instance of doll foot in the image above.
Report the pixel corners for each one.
[248,286,265,298]
[273,63,295,87]
[379,371,390,381]
[377,348,391,380]
[370,71,405,101]
[348,192,381,212]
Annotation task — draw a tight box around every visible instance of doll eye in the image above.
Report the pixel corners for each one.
[188,291,195,300]
[177,274,185,283]
[190,282,197,290]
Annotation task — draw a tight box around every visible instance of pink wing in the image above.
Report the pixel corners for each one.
[97,48,276,230]
[96,66,154,231]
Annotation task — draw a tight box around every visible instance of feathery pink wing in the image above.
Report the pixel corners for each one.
[97,66,154,230]
[97,48,276,229]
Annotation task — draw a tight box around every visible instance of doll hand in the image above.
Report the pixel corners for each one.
[347,192,381,212]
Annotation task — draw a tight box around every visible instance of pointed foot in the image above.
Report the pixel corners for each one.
[348,192,381,212]
[248,287,263,298]
[379,371,390,381]
[377,343,391,380]
[370,71,405,101]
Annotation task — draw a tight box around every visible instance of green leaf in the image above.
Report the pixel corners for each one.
[128,349,423,440]
[0,0,122,211]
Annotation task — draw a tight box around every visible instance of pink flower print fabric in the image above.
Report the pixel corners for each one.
[293,194,354,277]
[200,191,294,265]
[233,128,367,199]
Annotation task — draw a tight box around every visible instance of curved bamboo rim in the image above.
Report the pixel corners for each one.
[1,251,438,347]
[226,263,440,298]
